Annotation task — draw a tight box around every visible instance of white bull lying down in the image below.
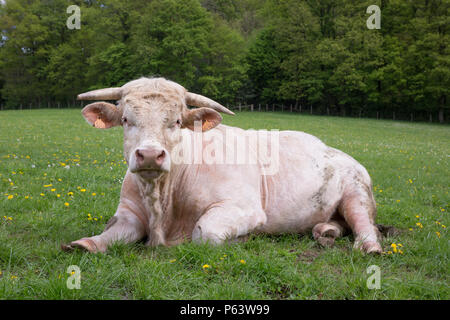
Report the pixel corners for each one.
[62,77,383,254]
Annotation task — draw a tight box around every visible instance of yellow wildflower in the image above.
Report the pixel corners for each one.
[7,195,13,200]
[202,264,210,269]
[64,202,69,207]
[436,231,441,238]
[239,259,246,264]
[391,243,398,253]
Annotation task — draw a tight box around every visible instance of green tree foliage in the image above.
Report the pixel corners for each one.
[0,0,448,122]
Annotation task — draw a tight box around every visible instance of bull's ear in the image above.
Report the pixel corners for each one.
[81,102,122,129]
[182,107,222,132]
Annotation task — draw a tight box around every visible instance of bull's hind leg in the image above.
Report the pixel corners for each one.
[339,188,382,254]
[62,208,146,253]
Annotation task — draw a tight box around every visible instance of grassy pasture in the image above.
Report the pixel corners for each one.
[0,109,448,299]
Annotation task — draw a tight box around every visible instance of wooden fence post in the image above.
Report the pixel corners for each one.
[258,104,261,112]
[239,103,241,112]
[290,104,292,112]
[250,104,254,112]
[266,104,268,112]
[281,104,284,112]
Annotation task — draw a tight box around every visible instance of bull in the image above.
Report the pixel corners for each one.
[62,77,383,254]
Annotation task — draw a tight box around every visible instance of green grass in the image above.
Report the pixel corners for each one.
[0,109,448,299]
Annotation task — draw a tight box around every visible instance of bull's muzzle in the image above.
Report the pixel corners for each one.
[135,147,166,171]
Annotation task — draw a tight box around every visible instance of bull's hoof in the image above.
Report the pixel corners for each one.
[61,238,102,253]
[317,236,335,248]
[355,241,382,254]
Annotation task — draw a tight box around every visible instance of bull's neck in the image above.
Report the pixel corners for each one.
[136,172,171,246]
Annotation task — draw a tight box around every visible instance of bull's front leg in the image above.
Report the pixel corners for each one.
[62,203,147,253]
[192,204,267,245]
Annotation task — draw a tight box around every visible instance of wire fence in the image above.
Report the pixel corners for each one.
[0,101,447,123]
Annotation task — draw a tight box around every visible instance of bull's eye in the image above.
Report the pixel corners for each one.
[121,117,128,125]
[176,119,181,126]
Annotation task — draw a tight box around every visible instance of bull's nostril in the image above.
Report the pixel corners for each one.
[135,149,144,163]
[156,150,165,164]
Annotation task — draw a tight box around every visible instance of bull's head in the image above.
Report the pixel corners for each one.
[78,77,234,181]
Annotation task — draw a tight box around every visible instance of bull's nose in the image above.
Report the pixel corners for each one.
[135,148,166,170]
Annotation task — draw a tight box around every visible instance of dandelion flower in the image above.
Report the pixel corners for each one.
[7,195,13,200]
[202,264,210,269]
[391,243,398,253]
[239,259,246,264]
[436,231,441,238]
[64,202,69,207]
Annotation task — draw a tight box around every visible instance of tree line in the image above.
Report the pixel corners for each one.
[0,0,448,122]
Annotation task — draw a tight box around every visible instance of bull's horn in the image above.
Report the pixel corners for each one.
[77,87,122,100]
[185,92,235,115]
